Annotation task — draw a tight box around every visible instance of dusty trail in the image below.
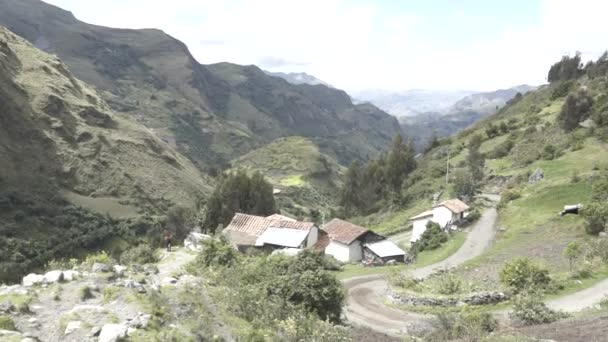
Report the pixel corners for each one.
[343,194,500,336]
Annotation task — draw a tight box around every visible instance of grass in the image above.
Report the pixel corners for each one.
[102,286,123,304]
[0,293,33,313]
[352,199,433,236]
[279,174,306,187]
[63,191,139,219]
[336,231,467,280]
[0,315,15,330]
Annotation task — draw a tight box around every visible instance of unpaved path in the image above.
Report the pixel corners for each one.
[547,278,608,312]
[343,194,500,336]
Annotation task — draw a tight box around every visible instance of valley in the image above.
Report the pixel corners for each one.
[1,0,608,341]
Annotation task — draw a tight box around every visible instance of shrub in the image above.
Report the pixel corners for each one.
[322,255,343,271]
[559,89,594,131]
[550,80,575,100]
[462,209,481,226]
[487,138,514,159]
[511,291,568,325]
[486,123,500,138]
[193,238,239,268]
[427,308,497,341]
[79,285,94,301]
[571,171,581,183]
[83,251,113,267]
[0,315,15,330]
[499,257,551,294]
[499,190,521,208]
[542,144,559,160]
[387,269,418,290]
[434,273,463,295]
[120,243,158,265]
[581,202,608,235]
[563,241,583,272]
[412,222,448,253]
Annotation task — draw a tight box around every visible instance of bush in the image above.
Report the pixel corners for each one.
[559,89,594,131]
[79,285,94,301]
[487,138,515,159]
[581,202,608,235]
[499,190,521,208]
[542,144,559,160]
[0,315,15,330]
[434,272,463,295]
[83,251,114,268]
[427,308,497,341]
[499,257,551,294]
[412,222,448,253]
[193,238,239,268]
[550,80,575,100]
[120,243,158,265]
[387,269,418,290]
[462,209,481,226]
[511,291,568,325]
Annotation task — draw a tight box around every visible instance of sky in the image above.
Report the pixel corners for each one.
[44,0,608,92]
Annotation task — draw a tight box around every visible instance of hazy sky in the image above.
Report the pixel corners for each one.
[44,0,608,92]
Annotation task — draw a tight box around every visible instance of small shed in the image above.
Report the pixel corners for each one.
[364,240,406,263]
[322,218,370,262]
[432,199,470,229]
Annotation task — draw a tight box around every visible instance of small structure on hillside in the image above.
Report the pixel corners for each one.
[322,218,405,263]
[223,213,318,252]
[410,198,471,243]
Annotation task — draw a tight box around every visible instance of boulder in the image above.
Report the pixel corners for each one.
[63,270,80,282]
[90,326,101,337]
[529,168,544,184]
[112,265,127,277]
[43,270,64,284]
[99,324,128,342]
[123,279,146,293]
[184,232,211,251]
[139,314,152,329]
[92,263,109,273]
[64,320,82,335]
[22,273,45,287]
[0,301,14,313]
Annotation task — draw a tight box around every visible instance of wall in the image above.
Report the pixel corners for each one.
[432,206,454,228]
[306,227,319,248]
[325,240,351,262]
[349,240,363,262]
[411,218,431,242]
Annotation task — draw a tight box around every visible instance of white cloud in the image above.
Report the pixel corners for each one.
[43,0,608,92]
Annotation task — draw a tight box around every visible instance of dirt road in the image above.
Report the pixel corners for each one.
[343,195,500,336]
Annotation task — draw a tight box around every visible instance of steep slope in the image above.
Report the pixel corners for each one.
[0,26,211,281]
[0,0,401,168]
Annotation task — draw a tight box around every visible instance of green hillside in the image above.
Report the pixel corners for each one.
[230,136,345,216]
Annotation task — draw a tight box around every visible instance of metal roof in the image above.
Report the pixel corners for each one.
[255,228,310,248]
[322,218,369,245]
[409,210,434,221]
[364,240,406,258]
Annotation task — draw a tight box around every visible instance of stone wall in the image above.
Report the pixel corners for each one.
[387,288,508,307]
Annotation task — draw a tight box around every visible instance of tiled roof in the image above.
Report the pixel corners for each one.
[409,210,434,221]
[435,199,470,214]
[322,218,369,245]
[224,213,314,246]
[266,214,296,222]
[314,231,331,251]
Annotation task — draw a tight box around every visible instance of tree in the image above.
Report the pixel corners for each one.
[339,160,364,216]
[558,89,594,131]
[547,53,583,83]
[466,134,485,191]
[452,169,476,201]
[412,221,448,254]
[203,170,276,233]
[385,134,416,198]
[499,257,551,294]
[563,241,582,272]
[581,202,608,235]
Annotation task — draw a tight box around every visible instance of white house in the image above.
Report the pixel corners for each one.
[410,199,470,243]
[322,219,370,262]
[223,213,318,251]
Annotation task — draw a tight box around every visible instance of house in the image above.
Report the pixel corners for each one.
[223,213,318,251]
[322,219,407,263]
[410,198,470,243]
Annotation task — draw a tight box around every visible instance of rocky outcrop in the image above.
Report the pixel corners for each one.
[529,168,544,184]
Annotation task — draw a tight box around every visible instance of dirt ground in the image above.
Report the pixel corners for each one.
[501,313,608,342]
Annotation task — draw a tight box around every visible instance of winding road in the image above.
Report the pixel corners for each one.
[343,193,608,337]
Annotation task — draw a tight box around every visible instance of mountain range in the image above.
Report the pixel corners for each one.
[264,70,332,87]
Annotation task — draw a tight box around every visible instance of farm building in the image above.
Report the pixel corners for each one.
[223,213,318,251]
[410,198,470,243]
[322,219,405,263]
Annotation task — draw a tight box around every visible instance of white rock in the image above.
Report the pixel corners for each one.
[112,265,127,277]
[92,263,109,273]
[127,327,138,336]
[28,318,37,324]
[184,232,211,251]
[22,273,44,287]
[22,338,37,342]
[98,324,128,342]
[139,314,152,329]
[63,270,80,282]
[65,320,82,335]
[43,270,64,283]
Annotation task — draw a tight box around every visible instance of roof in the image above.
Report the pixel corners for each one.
[255,228,310,248]
[322,218,369,245]
[364,240,406,258]
[266,214,296,222]
[314,231,331,251]
[435,199,470,214]
[222,228,258,246]
[410,210,434,221]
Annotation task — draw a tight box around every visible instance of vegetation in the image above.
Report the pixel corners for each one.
[581,202,608,235]
[411,222,448,254]
[119,243,158,265]
[511,291,568,325]
[426,308,497,341]
[203,170,276,233]
[0,315,16,331]
[499,257,552,294]
[547,53,583,83]
[559,89,594,131]
[563,241,583,272]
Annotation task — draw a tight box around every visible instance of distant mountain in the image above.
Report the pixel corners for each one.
[352,89,476,118]
[264,70,331,87]
[0,0,401,169]
[401,85,537,149]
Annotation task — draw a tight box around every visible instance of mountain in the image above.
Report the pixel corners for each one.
[264,70,331,87]
[0,25,213,280]
[401,85,537,149]
[0,0,401,169]
[352,89,476,118]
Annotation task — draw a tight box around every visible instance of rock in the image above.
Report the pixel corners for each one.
[90,326,101,337]
[0,300,14,313]
[92,263,109,273]
[64,321,82,335]
[162,277,178,285]
[63,270,80,282]
[139,314,152,329]
[43,270,64,284]
[98,324,128,342]
[142,264,158,275]
[123,279,146,293]
[0,330,22,338]
[68,304,105,314]
[127,327,138,336]
[22,273,45,287]
[21,338,37,342]
[600,231,607,238]
[112,265,127,277]
[184,232,211,251]
[529,168,544,184]
[27,318,38,324]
